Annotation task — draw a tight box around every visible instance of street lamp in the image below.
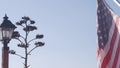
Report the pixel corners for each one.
[0,14,16,68]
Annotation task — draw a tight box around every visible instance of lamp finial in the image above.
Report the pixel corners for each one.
[3,14,8,20]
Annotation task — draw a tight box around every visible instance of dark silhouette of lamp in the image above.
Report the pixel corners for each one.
[0,14,16,68]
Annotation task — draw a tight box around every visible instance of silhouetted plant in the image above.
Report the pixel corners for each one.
[9,16,44,68]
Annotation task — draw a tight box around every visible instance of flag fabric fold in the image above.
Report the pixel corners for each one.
[97,0,120,68]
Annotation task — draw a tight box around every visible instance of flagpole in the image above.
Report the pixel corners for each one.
[103,0,114,12]
[113,0,120,7]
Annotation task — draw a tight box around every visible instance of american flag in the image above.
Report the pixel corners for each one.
[97,0,120,68]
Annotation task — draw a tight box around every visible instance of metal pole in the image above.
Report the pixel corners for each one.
[113,0,120,7]
[2,40,9,68]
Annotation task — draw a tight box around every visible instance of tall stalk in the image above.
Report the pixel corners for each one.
[10,16,45,68]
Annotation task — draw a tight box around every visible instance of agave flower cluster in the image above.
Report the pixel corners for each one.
[9,16,44,68]
[16,16,37,32]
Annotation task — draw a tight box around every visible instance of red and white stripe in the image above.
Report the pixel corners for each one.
[97,10,120,68]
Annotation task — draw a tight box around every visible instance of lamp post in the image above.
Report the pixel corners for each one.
[0,14,16,68]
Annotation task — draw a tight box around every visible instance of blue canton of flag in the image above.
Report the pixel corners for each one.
[97,0,113,49]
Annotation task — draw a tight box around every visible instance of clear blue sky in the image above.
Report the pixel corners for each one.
[0,0,108,68]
